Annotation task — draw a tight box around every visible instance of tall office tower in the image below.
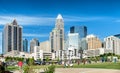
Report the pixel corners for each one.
[104,35,120,55]
[30,38,39,53]
[70,26,87,38]
[3,19,22,54]
[50,14,64,52]
[68,33,80,56]
[23,38,28,52]
[86,34,102,50]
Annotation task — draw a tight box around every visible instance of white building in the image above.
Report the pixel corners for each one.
[4,50,32,58]
[40,40,51,52]
[3,19,22,54]
[32,46,43,60]
[84,48,105,57]
[65,46,80,60]
[104,36,120,55]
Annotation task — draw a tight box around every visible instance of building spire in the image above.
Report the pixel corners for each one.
[12,19,17,25]
[56,14,63,19]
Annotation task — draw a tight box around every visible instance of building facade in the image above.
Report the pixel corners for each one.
[50,14,64,52]
[23,38,28,52]
[30,38,39,53]
[67,33,80,57]
[104,36,120,55]
[70,26,87,38]
[3,19,22,54]
[86,34,102,50]
[40,40,51,52]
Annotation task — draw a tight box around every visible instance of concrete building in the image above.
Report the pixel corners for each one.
[70,26,87,38]
[4,50,32,58]
[30,38,39,53]
[32,46,43,60]
[40,40,51,52]
[86,34,102,50]
[66,46,80,60]
[23,38,28,52]
[32,46,54,61]
[84,48,105,57]
[104,36,120,55]
[50,14,64,52]
[3,19,22,54]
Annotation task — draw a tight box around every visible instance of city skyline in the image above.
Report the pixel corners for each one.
[0,0,120,53]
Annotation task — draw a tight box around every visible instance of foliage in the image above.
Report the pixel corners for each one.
[28,58,34,65]
[23,65,35,73]
[44,65,55,73]
[46,57,50,62]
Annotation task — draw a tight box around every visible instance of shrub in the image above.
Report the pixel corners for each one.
[23,65,35,73]
[44,65,55,73]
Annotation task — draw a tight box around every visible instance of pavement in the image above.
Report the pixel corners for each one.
[55,68,120,73]
[12,68,120,73]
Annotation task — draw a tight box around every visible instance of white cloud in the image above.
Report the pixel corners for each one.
[64,16,110,22]
[23,33,49,37]
[0,14,112,26]
[0,15,55,25]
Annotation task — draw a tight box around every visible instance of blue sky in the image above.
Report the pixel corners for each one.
[0,0,120,53]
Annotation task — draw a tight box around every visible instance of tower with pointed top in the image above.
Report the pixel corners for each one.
[50,14,64,53]
[2,19,22,54]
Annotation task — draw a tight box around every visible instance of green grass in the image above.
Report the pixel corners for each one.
[56,62,120,70]
[6,62,120,71]
[6,66,19,71]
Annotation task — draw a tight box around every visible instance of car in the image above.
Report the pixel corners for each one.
[34,61,41,65]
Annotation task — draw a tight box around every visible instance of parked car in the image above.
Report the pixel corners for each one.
[34,61,41,65]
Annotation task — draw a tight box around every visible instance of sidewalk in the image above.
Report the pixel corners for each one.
[12,68,120,73]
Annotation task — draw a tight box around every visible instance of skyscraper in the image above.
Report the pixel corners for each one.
[70,26,87,38]
[50,14,64,52]
[86,34,102,50]
[3,19,22,54]
[30,38,39,53]
[23,38,28,52]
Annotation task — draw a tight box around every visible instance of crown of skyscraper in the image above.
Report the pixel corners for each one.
[56,14,63,19]
[12,19,18,25]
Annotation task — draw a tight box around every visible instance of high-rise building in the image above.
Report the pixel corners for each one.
[104,36,120,55]
[40,40,51,52]
[23,38,28,52]
[70,26,87,38]
[86,34,102,50]
[50,14,64,52]
[81,38,87,50]
[67,33,80,57]
[3,19,22,54]
[30,38,39,53]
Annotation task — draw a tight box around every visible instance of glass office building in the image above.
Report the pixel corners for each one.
[70,26,87,38]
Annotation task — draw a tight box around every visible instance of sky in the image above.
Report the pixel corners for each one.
[0,0,120,53]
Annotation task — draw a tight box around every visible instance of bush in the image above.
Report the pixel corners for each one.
[23,65,35,73]
[44,65,55,73]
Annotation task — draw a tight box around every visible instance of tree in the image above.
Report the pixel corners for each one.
[46,57,50,63]
[28,58,34,65]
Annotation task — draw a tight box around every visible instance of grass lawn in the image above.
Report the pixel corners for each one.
[6,66,19,71]
[6,62,120,71]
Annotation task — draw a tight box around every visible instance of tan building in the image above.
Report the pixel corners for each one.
[40,40,51,52]
[50,14,64,52]
[86,34,102,50]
